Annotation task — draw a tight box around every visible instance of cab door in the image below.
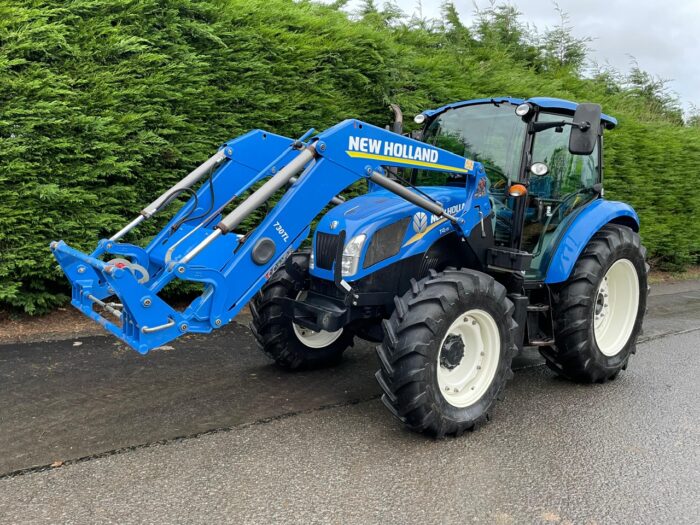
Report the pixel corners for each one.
[523,112,601,279]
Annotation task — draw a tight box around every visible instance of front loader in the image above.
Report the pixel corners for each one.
[52,97,648,437]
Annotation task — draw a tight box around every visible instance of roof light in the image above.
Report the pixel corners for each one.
[515,103,532,117]
[414,114,426,124]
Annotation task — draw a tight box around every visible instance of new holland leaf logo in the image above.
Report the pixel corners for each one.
[412,212,428,233]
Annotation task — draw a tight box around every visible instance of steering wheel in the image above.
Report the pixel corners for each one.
[537,188,596,234]
[484,164,509,190]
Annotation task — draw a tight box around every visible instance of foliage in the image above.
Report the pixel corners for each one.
[0,0,698,312]
[537,4,590,73]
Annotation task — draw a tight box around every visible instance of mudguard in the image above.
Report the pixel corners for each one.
[544,199,639,284]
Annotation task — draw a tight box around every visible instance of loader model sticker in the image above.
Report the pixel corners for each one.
[475,176,487,197]
[273,220,290,242]
[264,247,294,279]
[346,136,469,174]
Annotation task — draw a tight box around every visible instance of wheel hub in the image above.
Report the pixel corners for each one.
[437,310,500,408]
[594,276,609,327]
[440,334,465,370]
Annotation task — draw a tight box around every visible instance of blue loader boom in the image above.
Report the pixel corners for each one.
[51,120,485,354]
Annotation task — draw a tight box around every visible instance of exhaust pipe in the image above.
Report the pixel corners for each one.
[389,103,403,135]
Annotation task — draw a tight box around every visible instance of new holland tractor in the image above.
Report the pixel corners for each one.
[52,97,648,437]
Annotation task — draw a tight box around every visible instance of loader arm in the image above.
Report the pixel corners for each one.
[51,119,483,353]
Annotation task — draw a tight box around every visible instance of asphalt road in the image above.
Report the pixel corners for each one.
[0,281,698,523]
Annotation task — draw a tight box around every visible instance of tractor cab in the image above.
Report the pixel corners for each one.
[409,97,617,280]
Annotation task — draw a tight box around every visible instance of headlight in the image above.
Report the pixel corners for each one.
[341,234,367,277]
[309,250,315,270]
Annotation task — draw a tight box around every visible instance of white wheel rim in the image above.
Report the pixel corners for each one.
[594,259,639,357]
[437,309,501,408]
[291,291,344,349]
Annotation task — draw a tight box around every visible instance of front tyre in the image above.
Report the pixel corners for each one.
[542,224,648,382]
[250,252,354,370]
[376,269,518,437]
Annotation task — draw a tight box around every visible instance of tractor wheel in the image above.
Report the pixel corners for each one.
[250,251,353,370]
[376,269,518,437]
[542,224,648,382]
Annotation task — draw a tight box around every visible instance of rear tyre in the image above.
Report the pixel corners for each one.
[250,252,354,370]
[542,224,648,382]
[376,269,518,437]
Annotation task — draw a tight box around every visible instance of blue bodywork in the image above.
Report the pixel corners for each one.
[543,199,639,283]
[313,97,633,285]
[311,184,489,283]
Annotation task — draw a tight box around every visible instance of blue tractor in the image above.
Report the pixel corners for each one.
[52,97,648,437]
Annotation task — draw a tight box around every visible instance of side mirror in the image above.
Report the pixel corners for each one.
[569,103,601,155]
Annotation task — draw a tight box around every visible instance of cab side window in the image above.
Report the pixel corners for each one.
[530,113,599,200]
[524,112,601,277]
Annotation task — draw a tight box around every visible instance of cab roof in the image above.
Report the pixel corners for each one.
[422,96,618,129]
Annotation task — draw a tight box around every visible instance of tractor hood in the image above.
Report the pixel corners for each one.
[310,186,471,282]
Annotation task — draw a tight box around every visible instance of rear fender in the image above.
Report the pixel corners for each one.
[544,199,639,284]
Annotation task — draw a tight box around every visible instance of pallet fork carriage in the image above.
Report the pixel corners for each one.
[52,97,648,436]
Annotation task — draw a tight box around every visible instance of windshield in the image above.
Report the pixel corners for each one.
[416,103,527,188]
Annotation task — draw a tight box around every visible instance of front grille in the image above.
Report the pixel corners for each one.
[315,232,339,270]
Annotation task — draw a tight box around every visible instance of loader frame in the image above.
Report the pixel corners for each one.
[52,120,486,353]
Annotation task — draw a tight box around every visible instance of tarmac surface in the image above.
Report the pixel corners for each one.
[0,280,699,523]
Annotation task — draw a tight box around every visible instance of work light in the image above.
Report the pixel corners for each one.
[515,103,532,117]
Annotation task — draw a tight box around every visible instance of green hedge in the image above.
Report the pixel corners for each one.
[0,0,698,313]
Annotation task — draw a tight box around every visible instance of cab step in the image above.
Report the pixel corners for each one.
[528,338,555,346]
[527,303,549,312]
